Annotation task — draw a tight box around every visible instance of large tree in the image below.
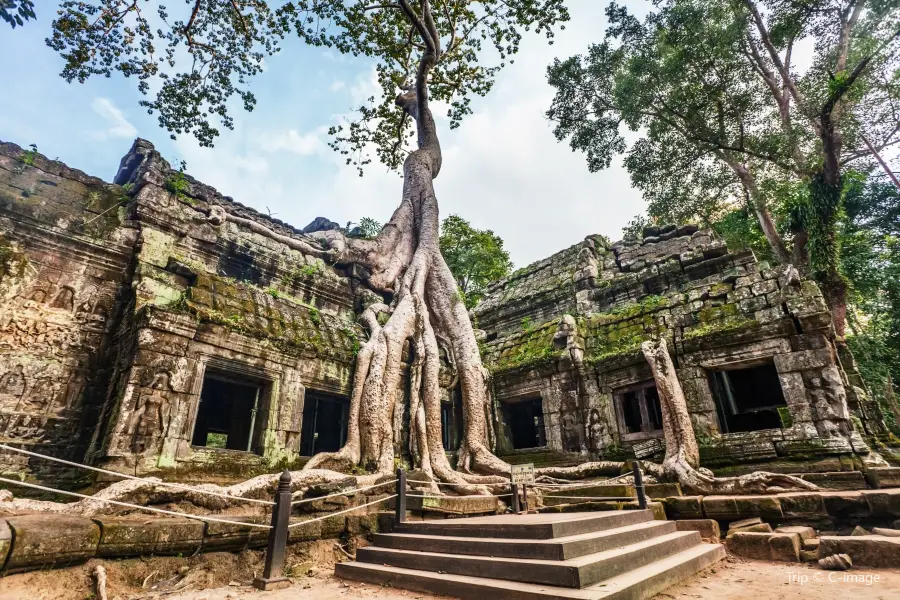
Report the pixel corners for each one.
[45,0,568,489]
[546,0,900,337]
[439,214,513,309]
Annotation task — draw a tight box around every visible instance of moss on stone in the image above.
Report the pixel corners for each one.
[683,314,756,340]
[0,235,27,281]
[586,294,669,327]
[489,320,561,371]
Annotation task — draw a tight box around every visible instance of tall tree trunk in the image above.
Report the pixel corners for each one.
[641,339,817,494]
[729,160,792,265]
[302,44,507,492]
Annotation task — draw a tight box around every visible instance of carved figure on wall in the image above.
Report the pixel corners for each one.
[588,409,609,452]
[49,286,75,311]
[20,376,56,413]
[0,365,26,397]
[126,372,171,454]
[808,370,851,438]
[561,411,580,451]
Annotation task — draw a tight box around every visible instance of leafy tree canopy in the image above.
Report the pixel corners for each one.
[1,0,35,28]
[439,214,512,309]
[46,0,569,173]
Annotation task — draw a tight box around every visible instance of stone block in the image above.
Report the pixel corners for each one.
[734,495,783,520]
[664,496,704,519]
[865,467,900,489]
[871,527,900,537]
[346,514,378,535]
[775,526,816,541]
[773,349,832,373]
[645,483,682,498]
[778,493,825,520]
[5,515,101,573]
[726,532,800,562]
[404,494,499,515]
[202,517,264,552]
[861,489,900,518]
[800,471,867,491]
[822,491,871,519]
[701,496,740,520]
[287,518,324,543]
[94,516,204,557]
[819,535,900,567]
[0,520,10,568]
[319,515,346,538]
[728,517,763,531]
[675,519,720,541]
[727,523,773,535]
[800,549,820,562]
[851,525,870,536]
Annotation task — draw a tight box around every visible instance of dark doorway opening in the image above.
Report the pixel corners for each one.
[300,391,350,456]
[709,362,787,433]
[503,397,546,450]
[192,371,263,453]
[441,387,464,451]
[614,382,664,441]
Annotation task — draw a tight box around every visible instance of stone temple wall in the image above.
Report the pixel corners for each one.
[475,225,890,470]
[0,139,365,484]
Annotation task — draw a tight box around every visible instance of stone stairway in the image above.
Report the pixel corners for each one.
[336,511,725,599]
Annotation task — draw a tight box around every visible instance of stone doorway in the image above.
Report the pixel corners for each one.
[191,371,264,453]
[614,381,664,442]
[502,397,546,450]
[708,362,787,433]
[300,391,350,456]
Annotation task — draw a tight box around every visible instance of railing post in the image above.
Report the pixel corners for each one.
[395,467,407,526]
[521,483,528,513]
[510,483,520,514]
[253,470,292,591]
[632,460,647,510]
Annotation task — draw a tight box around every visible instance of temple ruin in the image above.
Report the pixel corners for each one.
[0,138,896,490]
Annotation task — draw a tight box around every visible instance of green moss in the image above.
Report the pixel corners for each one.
[587,295,669,327]
[696,302,739,323]
[778,407,794,428]
[20,144,37,167]
[490,320,561,371]
[683,314,756,340]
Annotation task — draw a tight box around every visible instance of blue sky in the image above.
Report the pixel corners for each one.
[0,1,649,267]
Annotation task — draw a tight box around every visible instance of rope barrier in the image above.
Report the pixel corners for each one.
[406,479,508,488]
[0,477,273,529]
[287,494,398,529]
[290,479,397,506]
[0,444,275,506]
[406,493,513,499]
[542,495,636,501]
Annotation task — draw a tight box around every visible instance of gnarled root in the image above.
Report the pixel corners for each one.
[654,451,818,495]
[535,461,626,481]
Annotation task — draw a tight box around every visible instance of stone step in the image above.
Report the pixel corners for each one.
[338,542,726,599]
[395,510,654,540]
[356,530,701,588]
[374,520,677,561]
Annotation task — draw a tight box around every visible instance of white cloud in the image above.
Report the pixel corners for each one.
[260,129,325,155]
[91,97,138,139]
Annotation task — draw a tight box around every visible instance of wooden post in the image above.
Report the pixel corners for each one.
[253,470,292,591]
[395,467,407,525]
[632,461,647,510]
[510,483,519,514]
[522,483,528,513]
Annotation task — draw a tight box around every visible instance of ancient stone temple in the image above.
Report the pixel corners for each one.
[475,226,892,473]
[0,138,893,488]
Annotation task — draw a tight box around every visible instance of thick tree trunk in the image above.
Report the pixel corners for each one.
[303,44,508,493]
[641,339,817,495]
[729,160,791,265]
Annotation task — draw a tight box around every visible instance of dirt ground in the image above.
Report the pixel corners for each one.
[2,552,900,600]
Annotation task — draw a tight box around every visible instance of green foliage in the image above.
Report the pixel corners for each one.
[47,0,569,166]
[166,161,191,203]
[348,217,383,239]
[266,287,280,299]
[308,307,321,326]
[1,0,35,29]
[439,214,513,309]
[520,316,533,331]
[20,143,37,166]
[282,263,322,287]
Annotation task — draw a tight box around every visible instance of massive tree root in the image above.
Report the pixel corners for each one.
[641,339,818,495]
[300,16,508,495]
[0,469,375,517]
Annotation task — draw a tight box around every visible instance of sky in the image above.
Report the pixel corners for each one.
[0,1,651,268]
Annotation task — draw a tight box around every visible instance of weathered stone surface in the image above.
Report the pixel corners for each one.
[675,519,720,541]
[871,527,900,537]
[819,553,852,570]
[664,496,704,520]
[95,516,204,557]
[5,515,101,573]
[775,526,816,540]
[799,471,867,491]
[727,523,773,535]
[800,549,820,562]
[728,517,763,530]
[779,493,826,519]
[288,518,325,543]
[726,532,800,562]
[822,492,871,519]
[404,494,499,515]
[851,526,870,536]
[821,536,900,567]
[866,467,900,489]
[202,517,260,552]
[0,520,10,568]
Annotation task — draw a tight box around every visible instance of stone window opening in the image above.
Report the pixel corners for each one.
[300,390,350,456]
[191,370,266,453]
[708,362,787,433]
[501,397,546,450]
[614,382,664,442]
